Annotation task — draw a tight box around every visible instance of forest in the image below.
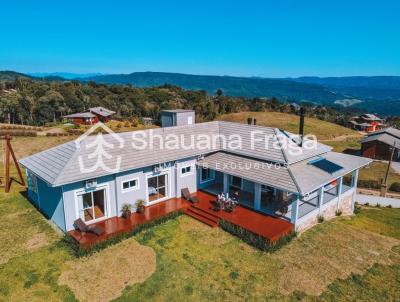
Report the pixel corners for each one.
[0,76,390,127]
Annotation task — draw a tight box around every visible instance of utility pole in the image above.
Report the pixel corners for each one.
[381,142,397,197]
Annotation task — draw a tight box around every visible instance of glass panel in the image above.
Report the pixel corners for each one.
[82,192,94,222]
[93,189,105,219]
[123,182,130,190]
[201,168,210,181]
[231,176,242,189]
[147,174,168,202]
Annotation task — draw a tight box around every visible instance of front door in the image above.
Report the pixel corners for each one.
[78,188,107,223]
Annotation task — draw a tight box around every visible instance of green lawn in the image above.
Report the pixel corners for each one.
[358,161,400,191]
[0,167,399,301]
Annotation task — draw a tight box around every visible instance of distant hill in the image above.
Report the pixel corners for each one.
[29,72,104,79]
[80,71,344,104]
[0,71,33,81]
[2,70,400,116]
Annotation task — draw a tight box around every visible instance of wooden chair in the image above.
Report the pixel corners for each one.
[181,188,199,203]
[74,218,105,236]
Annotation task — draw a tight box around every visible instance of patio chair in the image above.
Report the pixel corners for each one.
[181,188,199,203]
[74,218,105,236]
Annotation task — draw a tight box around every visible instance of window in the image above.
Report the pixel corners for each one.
[230,176,242,189]
[187,116,193,125]
[30,172,38,194]
[201,167,214,182]
[122,178,139,192]
[78,188,106,222]
[147,174,168,202]
[181,165,192,176]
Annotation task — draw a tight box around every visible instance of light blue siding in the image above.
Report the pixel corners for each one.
[26,170,66,232]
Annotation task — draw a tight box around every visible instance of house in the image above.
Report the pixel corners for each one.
[19,115,371,244]
[64,106,115,125]
[161,109,195,127]
[349,114,385,132]
[361,127,400,162]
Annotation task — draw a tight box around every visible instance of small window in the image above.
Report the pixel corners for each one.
[187,116,193,125]
[201,167,213,182]
[122,178,139,192]
[230,176,242,189]
[181,166,192,176]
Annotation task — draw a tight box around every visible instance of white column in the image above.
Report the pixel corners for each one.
[291,197,299,225]
[223,173,229,193]
[351,169,359,212]
[254,183,261,210]
[336,177,343,210]
[318,187,324,215]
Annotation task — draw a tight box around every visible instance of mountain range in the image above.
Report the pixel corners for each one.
[1,70,400,116]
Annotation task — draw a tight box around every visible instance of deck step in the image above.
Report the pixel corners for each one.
[186,209,218,227]
[191,203,221,220]
[188,206,220,223]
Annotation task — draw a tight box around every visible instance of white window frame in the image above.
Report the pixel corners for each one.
[121,177,140,193]
[180,165,193,177]
[187,116,193,125]
[145,170,171,206]
[74,184,110,225]
[200,167,215,183]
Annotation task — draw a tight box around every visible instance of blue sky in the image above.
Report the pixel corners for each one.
[1,0,399,77]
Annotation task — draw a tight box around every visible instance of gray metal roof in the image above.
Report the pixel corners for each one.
[20,121,356,189]
[197,152,298,193]
[290,152,372,194]
[88,107,116,117]
[198,151,371,195]
[64,112,96,118]
[361,127,400,146]
[161,109,195,113]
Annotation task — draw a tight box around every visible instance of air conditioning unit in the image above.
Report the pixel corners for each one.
[153,164,163,173]
[85,179,97,189]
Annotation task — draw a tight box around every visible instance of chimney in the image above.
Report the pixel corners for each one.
[299,107,305,147]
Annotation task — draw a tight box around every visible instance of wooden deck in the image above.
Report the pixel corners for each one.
[68,197,191,248]
[69,191,294,247]
[186,191,294,242]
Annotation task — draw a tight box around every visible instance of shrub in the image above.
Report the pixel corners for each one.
[376,203,381,208]
[63,210,183,257]
[335,210,342,216]
[365,202,369,206]
[357,179,381,190]
[389,182,400,192]
[317,215,325,223]
[354,206,361,214]
[386,204,392,208]
[219,219,296,252]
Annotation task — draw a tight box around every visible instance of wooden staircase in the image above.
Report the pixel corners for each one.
[185,203,220,227]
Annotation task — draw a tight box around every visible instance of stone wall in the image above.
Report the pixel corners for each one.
[295,189,355,233]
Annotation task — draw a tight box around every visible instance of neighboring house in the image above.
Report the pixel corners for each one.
[349,114,385,132]
[20,117,371,236]
[361,127,400,162]
[64,106,115,125]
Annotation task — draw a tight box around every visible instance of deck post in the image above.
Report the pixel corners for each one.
[291,198,299,225]
[336,177,343,211]
[351,169,359,212]
[254,183,261,210]
[318,187,324,215]
[223,173,229,193]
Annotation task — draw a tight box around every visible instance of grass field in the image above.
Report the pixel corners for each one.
[217,112,360,141]
[0,166,399,301]
[358,161,400,191]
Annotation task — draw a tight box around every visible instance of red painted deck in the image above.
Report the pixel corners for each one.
[69,191,293,247]
[68,197,191,247]
[187,191,294,242]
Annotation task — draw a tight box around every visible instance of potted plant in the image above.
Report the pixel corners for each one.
[121,203,133,219]
[135,199,145,213]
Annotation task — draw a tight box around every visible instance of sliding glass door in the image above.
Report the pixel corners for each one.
[147,174,168,203]
[78,188,107,222]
